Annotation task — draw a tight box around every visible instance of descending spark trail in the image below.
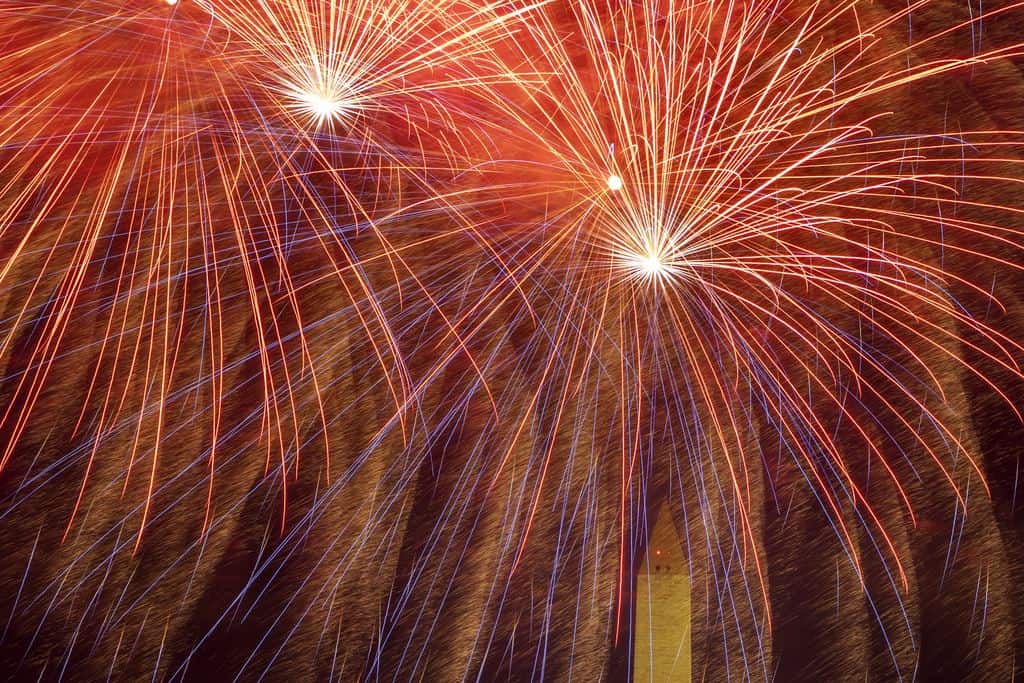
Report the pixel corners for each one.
[0,0,1023,679]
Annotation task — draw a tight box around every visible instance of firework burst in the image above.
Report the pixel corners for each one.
[433,0,1024,673]
[0,0,545,545]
